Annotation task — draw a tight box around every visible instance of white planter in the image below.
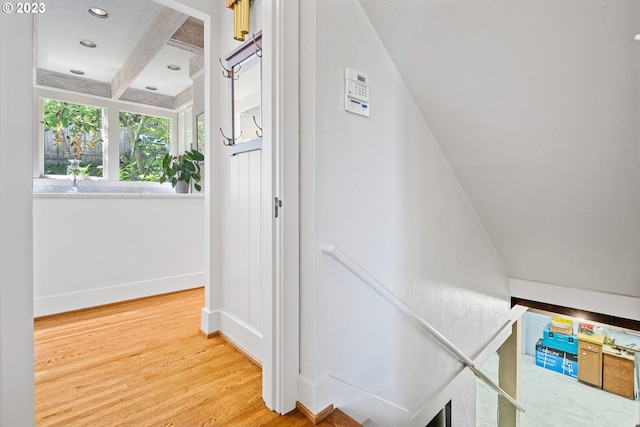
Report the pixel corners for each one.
[175,181,190,194]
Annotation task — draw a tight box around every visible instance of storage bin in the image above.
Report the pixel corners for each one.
[543,325,578,354]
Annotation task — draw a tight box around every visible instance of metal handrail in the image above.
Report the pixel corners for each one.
[321,243,525,413]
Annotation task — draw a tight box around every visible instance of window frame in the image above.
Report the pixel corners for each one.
[34,87,182,191]
[40,98,106,180]
[118,110,173,183]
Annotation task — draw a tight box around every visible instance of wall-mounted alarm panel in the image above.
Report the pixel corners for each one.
[345,67,370,117]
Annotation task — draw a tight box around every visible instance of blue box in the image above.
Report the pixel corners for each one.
[543,325,578,355]
[535,339,578,378]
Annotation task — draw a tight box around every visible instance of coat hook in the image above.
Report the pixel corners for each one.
[220,128,243,146]
[220,127,234,146]
[232,64,241,80]
[220,58,240,79]
[252,33,262,57]
[219,58,233,79]
[252,115,262,138]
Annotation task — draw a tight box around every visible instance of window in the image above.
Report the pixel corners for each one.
[37,95,179,191]
[119,112,171,182]
[42,99,103,177]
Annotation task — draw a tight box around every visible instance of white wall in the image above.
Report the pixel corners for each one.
[522,311,552,356]
[33,195,204,316]
[299,0,511,424]
[0,12,35,427]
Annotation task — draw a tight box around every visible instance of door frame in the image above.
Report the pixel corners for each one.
[261,0,300,413]
[168,0,301,413]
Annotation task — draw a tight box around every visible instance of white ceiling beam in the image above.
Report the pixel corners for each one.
[174,86,193,109]
[36,69,112,98]
[189,54,205,79]
[120,88,175,110]
[111,8,189,100]
[37,68,180,110]
[167,17,204,55]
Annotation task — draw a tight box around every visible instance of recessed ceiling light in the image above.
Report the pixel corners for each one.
[635,34,640,41]
[70,70,85,75]
[167,64,181,71]
[79,40,97,48]
[88,7,108,18]
[145,86,158,91]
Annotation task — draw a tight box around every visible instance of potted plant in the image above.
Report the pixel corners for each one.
[160,149,205,193]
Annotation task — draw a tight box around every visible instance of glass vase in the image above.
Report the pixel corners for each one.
[67,159,81,191]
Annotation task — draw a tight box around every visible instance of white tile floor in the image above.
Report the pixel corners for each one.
[477,353,639,427]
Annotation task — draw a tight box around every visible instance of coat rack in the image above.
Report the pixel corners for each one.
[222,31,263,156]
[220,57,237,146]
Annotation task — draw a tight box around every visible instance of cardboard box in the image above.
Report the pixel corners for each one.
[535,339,578,378]
[543,325,578,354]
[550,318,573,335]
[550,323,573,335]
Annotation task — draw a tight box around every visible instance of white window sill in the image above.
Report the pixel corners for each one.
[33,177,204,198]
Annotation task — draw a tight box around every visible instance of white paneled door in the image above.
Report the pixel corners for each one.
[228,150,262,332]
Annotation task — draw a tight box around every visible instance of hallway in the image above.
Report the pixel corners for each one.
[34,288,353,426]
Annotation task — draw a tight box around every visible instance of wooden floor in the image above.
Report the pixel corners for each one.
[35,288,358,427]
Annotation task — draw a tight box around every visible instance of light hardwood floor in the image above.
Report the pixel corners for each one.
[35,288,357,427]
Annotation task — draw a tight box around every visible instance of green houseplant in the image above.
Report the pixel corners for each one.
[160,149,205,192]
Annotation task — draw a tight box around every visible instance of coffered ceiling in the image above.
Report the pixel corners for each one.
[35,0,204,110]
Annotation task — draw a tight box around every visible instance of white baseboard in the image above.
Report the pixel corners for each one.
[200,308,263,363]
[298,367,483,427]
[200,307,220,334]
[297,374,412,425]
[34,272,204,317]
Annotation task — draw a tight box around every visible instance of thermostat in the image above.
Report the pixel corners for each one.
[345,67,369,117]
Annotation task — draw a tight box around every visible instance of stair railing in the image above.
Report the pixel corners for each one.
[321,243,526,413]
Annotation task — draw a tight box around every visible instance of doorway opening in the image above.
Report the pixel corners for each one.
[477,301,639,426]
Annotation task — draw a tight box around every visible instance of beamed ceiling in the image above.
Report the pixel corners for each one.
[35,0,204,110]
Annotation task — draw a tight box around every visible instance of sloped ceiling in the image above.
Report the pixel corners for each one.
[359,0,640,297]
